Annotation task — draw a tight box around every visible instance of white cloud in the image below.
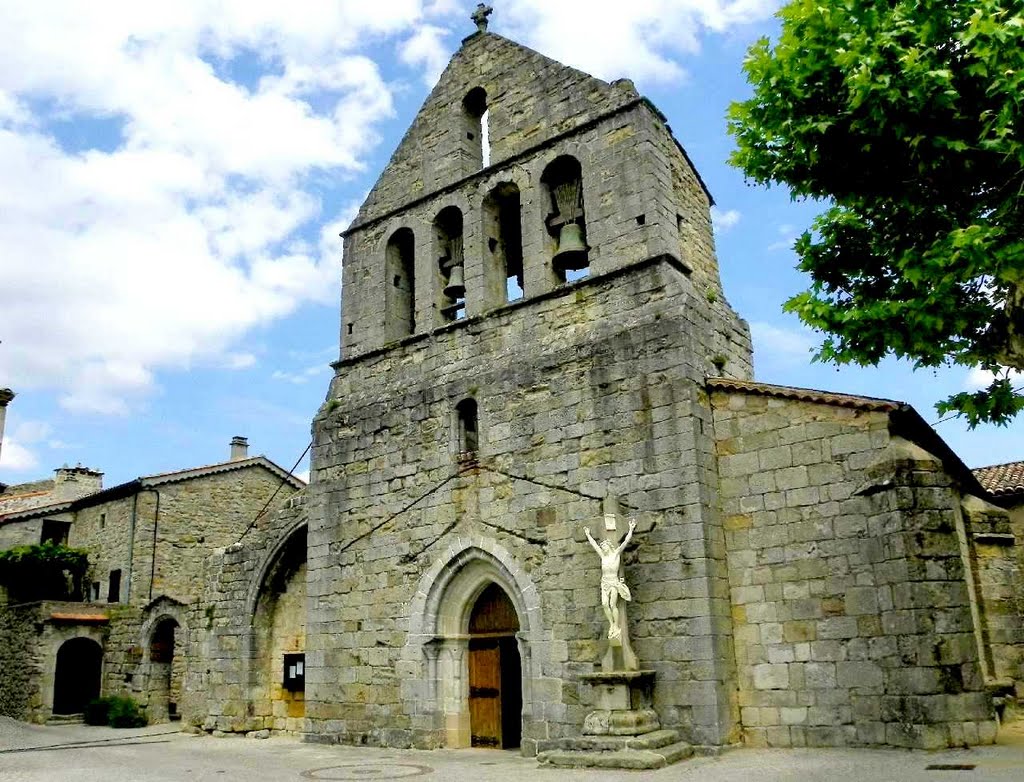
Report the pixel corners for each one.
[750,321,817,366]
[0,420,53,471]
[767,223,798,252]
[0,437,38,471]
[500,1,777,84]
[712,207,741,233]
[272,365,331,385]
[965,367,1024,391]
[0,2,460,416]
[400,25,452,87]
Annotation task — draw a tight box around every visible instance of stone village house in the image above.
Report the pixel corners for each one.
[1,19,1023,762]
[0,438,303,723]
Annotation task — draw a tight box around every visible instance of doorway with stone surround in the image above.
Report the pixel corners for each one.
[404,540,543,751]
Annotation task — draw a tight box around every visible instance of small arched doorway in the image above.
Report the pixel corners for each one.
[53,637,103,715]
[149,617,181,722]
[468,583,522,749]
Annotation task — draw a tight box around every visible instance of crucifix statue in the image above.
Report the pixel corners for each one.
[471,3,493,33]
[583,503,639,671]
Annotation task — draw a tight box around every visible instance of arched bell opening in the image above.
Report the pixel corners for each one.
[146,617,182,722]
[53,637,103,715]
[541,155,589,283]
[482,182,524,306]
[251,525,307,732]
[434,206,466,322]
[385,227,416,340]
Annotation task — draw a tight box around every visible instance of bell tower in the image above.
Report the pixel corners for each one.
[308,12,753,753]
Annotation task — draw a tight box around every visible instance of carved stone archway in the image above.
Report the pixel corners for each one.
[402,536,548,752]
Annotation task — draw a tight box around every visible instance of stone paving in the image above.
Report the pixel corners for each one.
[2,719,1023,782]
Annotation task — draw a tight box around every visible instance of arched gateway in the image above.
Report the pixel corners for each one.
[403,539,544,750]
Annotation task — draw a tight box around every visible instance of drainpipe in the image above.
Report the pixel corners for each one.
[145,488,161,602]
[125,492,139,603]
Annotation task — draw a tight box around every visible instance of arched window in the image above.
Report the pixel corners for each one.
[385,228,416,340]
[482,182,523,305]
[435,207,465,322]
[456,398,479,457]
[541,155,589,281]
[462,87,489,170]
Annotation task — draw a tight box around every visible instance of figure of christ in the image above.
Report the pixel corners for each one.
[583,519,637,642]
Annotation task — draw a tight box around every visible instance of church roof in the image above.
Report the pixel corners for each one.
[706,377,902,412]
[973,461,1024,497]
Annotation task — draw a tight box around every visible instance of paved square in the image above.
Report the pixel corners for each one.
[2,721,1024,782]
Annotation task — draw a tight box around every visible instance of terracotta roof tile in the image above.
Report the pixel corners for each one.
[973,461,1024,497]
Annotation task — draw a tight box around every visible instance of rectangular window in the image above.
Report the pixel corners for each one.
[283,653,305,692]
[91,582,100,601]
[99,513,106,530]
[108,569,122,603]
[40,519,71,546]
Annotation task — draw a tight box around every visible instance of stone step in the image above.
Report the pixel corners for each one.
[537,728,680,753]
[537,739,694,770]
[46,714,84,725]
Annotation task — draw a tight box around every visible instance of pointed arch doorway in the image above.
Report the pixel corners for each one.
[468,583,522,749]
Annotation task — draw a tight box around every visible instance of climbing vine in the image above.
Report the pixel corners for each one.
[0,541,89,601]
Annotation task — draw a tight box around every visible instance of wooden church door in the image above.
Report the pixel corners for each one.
[467,583,522,749]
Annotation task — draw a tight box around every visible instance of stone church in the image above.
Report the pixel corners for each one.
[192,17,1022,761]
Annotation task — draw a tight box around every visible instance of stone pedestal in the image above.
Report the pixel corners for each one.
[536,669,693,769]
[581,670,659,735]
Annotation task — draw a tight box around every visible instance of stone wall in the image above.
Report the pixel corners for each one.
[0,602,46,720]
[187,490,308,732]
[711,388,997,748]
[71,496,137,603]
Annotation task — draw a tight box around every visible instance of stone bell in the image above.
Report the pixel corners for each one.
[443,263,466,298]
[553,222,588,271]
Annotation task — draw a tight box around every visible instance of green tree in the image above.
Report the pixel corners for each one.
[728,0,1024,426]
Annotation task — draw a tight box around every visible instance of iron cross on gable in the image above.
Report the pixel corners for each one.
[471,3,493,33]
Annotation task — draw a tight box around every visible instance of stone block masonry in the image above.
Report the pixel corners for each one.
[712,387,999,748]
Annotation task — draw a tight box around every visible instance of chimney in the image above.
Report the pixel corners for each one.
[53,464,104,498]
[230,436,249,461]
[0,388,14,469]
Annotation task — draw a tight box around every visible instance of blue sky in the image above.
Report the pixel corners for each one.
[0,1,1019,490]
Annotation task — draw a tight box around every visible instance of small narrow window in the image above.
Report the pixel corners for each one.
[108,569,122,603]
[91,582,100,601]
[99,513,106,530]
[346,323,353,335]
[456,398,479,457]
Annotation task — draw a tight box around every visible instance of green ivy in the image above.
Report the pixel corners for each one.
[0,541,90,601]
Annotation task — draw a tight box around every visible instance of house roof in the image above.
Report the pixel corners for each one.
[0,455,305,523]
[973,461,1024,497]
